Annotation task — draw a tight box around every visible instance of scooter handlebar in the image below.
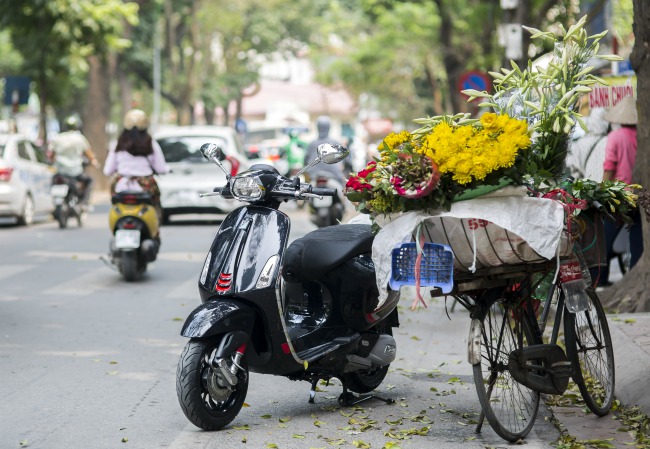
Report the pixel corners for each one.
[311,187,337,196]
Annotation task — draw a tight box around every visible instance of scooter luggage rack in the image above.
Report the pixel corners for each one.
[389,242,454,293]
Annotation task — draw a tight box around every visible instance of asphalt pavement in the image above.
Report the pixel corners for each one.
[87,190,650,447]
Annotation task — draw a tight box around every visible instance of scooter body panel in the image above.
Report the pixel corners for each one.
[196,205,306,375]
[109,202,159,238]
[181,298,256,338]
[107,196,160,274]
[199,205,289,300]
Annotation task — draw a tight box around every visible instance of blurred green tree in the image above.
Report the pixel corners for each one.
[0,0,138,143]
[122,0,327,126]
[319,0,581,124]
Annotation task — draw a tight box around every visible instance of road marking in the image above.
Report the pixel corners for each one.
[158,252,205,262]
[0,265,32,281]
[27,250,205,262]
[43,267,115,295]
[27,250,104,261]
[166,277,198,299]
[168,425,214,449]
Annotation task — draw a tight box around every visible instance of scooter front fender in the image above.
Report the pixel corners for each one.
[181,298,255,339]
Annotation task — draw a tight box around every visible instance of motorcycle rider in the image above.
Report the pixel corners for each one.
[303,116,348,185]
[281,128,307,176]
[103,109,170,234]
[49,114,100,209]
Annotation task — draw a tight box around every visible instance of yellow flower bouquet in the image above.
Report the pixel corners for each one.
[345,112,531,216]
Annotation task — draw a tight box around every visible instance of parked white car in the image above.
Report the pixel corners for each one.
[0,133,55,225]
[154,126,251,223]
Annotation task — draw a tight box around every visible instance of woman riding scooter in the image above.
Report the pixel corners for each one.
[103,109,170,280]
[104,109,170,229]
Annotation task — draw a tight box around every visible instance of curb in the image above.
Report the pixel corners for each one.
[609,313,650,415]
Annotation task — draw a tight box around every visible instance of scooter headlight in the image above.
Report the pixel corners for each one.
[231,175,264,201]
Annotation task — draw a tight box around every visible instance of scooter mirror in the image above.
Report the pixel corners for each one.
[317,143,350,164]
[200,143,226,162]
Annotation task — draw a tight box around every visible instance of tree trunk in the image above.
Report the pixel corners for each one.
[84,55,111,192]
[600,0,650,312]
[433,0,466,113]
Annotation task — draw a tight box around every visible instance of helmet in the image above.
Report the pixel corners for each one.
[64,114,82,131]
[123,109,149,131]
[316,116,331,138]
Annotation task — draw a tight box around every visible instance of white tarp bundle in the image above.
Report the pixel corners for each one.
[358,186,571,306]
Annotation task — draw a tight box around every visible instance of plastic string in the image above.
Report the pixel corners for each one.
[469,227,477,273]
[411,223,428,310]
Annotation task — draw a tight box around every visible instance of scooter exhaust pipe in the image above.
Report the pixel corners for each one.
[141,239,159,262]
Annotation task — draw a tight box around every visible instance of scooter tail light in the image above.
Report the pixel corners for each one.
[0,168,14,182]
[122,195,139,205]
[316,176,329,187]
[215,272,232,292]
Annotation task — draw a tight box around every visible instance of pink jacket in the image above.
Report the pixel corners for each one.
[104,140,170,178]
[603,127,637,184]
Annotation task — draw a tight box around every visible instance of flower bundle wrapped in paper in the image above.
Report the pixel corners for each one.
[344,16,641,306]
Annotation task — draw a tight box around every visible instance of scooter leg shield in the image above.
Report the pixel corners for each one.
[181,299,256,339]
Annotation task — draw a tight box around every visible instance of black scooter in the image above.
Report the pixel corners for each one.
[307,170,346,227]
[176,143,401,431]
[50,173,86,228]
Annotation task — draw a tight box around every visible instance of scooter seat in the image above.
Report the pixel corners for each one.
[112,191,154,205]
[283,224,374,283]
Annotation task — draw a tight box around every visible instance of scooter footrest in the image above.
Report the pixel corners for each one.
[297,334,360,363]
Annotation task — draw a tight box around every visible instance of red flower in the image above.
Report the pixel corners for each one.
[346,176,372,192]
[358,161,377,179]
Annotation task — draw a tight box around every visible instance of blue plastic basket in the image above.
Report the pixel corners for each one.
[389,242,454,293]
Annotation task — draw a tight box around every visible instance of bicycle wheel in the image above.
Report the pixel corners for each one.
[472,297,541,442]
[564,288,615,416]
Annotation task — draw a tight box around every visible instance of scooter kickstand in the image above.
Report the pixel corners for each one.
[337,385,395,407]
[308,379,319,404]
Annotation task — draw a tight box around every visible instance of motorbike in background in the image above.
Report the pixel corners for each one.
[175,142,400,431]
[307,170,345,227]
[50,173,86,228]
[104,191,160,281]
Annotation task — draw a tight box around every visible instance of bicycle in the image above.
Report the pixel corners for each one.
[391,228,615,442]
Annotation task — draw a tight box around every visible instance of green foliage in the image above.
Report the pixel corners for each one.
[0,31,24,81]
[0,0,138,106]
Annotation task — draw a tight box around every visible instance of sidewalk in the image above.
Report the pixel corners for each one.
[550,312,650,447]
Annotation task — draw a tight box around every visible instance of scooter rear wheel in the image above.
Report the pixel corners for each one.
[340,365,389,394]
[176,339,249,431]
[55,204,69,229]
[121,251,140,282]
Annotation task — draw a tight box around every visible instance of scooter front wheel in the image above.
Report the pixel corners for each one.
[176,339,249,431]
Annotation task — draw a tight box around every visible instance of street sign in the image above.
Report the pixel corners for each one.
[3,76,31,106]
[458,71,491,96]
